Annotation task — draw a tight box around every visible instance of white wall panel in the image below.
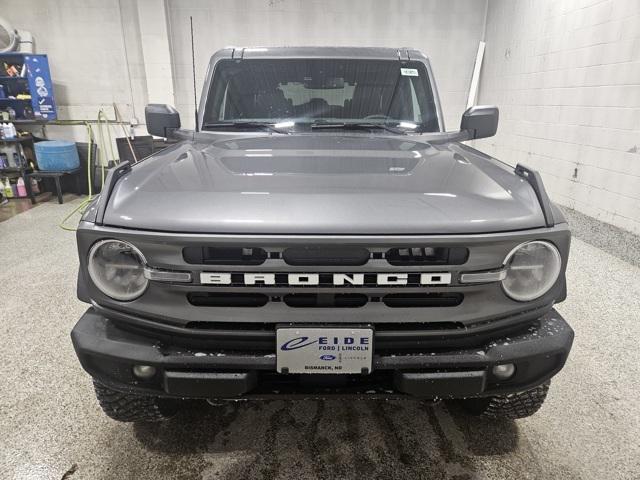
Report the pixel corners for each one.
[474,0,640,234]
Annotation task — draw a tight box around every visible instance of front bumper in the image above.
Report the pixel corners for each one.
[71,308,573,399]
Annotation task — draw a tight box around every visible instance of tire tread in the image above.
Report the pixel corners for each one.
[93,381,177,422]
[461,382,550,419]
[480,382,550,419]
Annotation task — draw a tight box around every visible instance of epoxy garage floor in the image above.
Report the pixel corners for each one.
[1,199,639,480]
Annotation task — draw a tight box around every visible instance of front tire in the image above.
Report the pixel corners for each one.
[93,381,178,422]
[460,382,550,419]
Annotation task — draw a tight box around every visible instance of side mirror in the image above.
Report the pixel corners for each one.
[460,105,498,140]
[145,104,181,138]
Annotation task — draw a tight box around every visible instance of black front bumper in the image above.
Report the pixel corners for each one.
[71,308,574,399]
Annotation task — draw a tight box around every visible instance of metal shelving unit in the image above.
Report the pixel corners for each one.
[0,135,35,202]
[0,53,57,121]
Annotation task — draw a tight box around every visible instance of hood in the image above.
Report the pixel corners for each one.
[103,134,546,234]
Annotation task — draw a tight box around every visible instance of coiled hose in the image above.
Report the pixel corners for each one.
[58,111,129,231]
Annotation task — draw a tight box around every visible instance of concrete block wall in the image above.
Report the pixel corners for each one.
[166,0,487,130]
[474,0,640,234]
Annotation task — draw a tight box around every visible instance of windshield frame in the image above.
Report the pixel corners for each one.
[198,50,445,134]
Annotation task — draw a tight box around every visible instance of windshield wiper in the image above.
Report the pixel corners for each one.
[310,122,406,135]
[202,121,290,134]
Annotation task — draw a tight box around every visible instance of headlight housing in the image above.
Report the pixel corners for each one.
[502,240,561,302]
[87,239,148,301]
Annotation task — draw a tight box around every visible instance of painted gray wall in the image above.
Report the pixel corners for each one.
[167,0,487,130]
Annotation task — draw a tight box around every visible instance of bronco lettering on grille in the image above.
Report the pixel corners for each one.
[200,272,452,286]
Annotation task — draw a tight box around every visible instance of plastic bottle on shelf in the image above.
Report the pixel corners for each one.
[2,122,14,139]
[17,177,26,197]
[3,178,13,198]
[7,122,16,139]
[30,177,40,194]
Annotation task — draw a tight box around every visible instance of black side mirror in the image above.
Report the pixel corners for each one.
[460,105,499,139]
[145,104,181,138]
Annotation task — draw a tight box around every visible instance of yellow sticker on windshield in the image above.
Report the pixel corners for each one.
[400,68,419,76]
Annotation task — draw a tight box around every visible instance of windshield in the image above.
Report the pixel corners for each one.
[203,59,440,132]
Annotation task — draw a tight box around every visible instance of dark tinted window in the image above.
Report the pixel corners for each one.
[203,59,439,131]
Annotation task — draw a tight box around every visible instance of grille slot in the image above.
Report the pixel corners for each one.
[185,321,275,330]
[187,292,463,308]
[283,246,369,266]
[374,321,465,331]
[383,293,463,308]
[188,292,269,307]
[385,247,468,265]
[181,321,465,331]
[183,245,469,266]
[183,246,267,265]
[283,293,368,308]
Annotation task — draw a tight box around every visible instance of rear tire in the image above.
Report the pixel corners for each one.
[460,382,550,419]
[93,381,178,422]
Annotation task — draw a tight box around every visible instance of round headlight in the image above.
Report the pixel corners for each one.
[88,239,148,301]
[502,241,561,302]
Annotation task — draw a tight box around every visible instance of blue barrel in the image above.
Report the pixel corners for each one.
[35,140,80,171]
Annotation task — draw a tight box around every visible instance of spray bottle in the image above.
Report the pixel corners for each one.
[17,177,26,197]
[30,177,39,194]
[3,178,13,198]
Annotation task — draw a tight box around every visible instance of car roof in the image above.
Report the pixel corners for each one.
[213,46,428,61]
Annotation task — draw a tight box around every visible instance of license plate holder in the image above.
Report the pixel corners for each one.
[276,327,373,374]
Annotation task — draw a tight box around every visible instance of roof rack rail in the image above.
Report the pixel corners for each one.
[95,161,132,225]
[514,163,555,228]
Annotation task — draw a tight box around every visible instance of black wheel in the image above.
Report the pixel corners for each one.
[460,382,550,419]
[93,381,178,422]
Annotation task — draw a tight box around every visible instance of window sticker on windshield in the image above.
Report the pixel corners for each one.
[401,68,419,76]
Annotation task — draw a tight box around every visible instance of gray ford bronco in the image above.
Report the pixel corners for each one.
[72,47,573,422]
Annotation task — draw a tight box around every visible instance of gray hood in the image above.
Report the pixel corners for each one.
[103,134,546,234]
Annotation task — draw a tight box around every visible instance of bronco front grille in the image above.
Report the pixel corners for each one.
[81,226,568,330]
